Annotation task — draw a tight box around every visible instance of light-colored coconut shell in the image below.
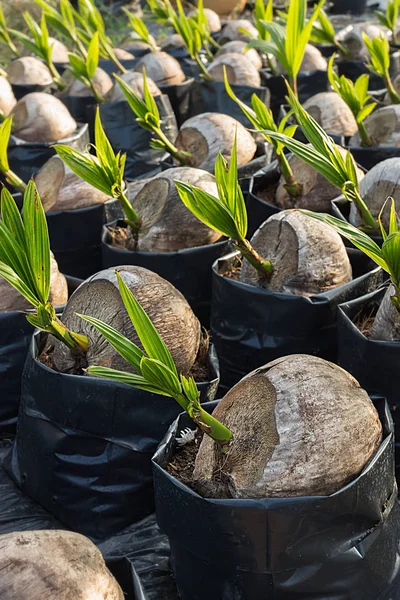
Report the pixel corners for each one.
[240,209,352,295]
[215,41,262,70]
[134,51,185,86]
[194,354,382,498]
[278,43,327,74]
[61,67,113,98]
[336,22,388,60]
[6,57,53,86]
[48,37,69,63]
[350,105,400,148]
[175,112,257,172]
[113,47,135,60]
[303,91,358,136]
[160,33,185,50]
[132,167,222,252]
[0,530,123,600]
[108,70,161,103]
[371,284,400,341]
[188,7,221,32]
[207,52,261,87]
[11,92,77,142]
[0,251,68,312]
[0,76,16,116]
[52,266,201,374]
[218,19,258,44]
[120,33,158,52]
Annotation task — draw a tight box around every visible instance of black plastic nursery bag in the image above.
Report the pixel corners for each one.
[348,143,400,171]
[11,82,51,101]
[247,162,282,236]
[59,96,96,139]
[153,399,400,600]
[260,70,328,118]
[159,78,194,126]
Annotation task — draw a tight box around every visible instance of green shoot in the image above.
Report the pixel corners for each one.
[224,71,301,196]
[67,32,103,103]
[122,8,159,51]
[310,8,349,56]
[304,199,400,309]
[176,139,274,278]
[79,271,233,451]
[11,13,65,90]
[0,117,26,193]
[145,0,171,23]
[375,0,399,45]
[54,107,141,232]
[259,83,378,232]
[0,183,89,351]
[114,71,191,165]
[363,33,400,104]
[327,56,376,146]
[0,2,19,57]
[191,0,220,57]
[34,0,88,57]
[253,0,274,41]
[247,0,325,95]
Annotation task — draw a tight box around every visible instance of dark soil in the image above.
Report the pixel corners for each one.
[221,256,242,281]
[354,305,378,338]
[253,180,279,207]
[108,223,138,251]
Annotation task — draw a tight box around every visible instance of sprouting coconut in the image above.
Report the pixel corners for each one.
[0,76,16,116]
[120,32,158,52]
[48,37,69,63]
[52,266,202,374]
[206,52,261,87]
[175,112,257,172]
[349,104,400,148]
[35,155,110,212]
[134,51,186,86]
[303,92,358,137]
[160,33,186,50]
[385,73,400,105]
[193,354,382,498]
[240,209,352,294]
[0,530,123,599]
[275,145,364,212]
[277,43,327,73]
[188,7,221,32]
[124,167,222,252]
[112,48,135,60]
[0,252,68,312]
[10,92,77,142]
[59,67,113,98]
[336,22,388,60]
[218,19,258,44]
[6,56,53,87]
[215,40,262,70]
[107,70,161,103]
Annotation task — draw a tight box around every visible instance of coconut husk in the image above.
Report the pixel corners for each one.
[370,284,400,341]
[0,530,123,600]
[0,76,16,116]
[134,51,186,86]
[175,112,257,172]
[119,33,158,52]
[107,70,161,103]
[193,354,382,498]
[113,48,135,60]
[207,52,261,87]
[52,265,201,374]
[303,92,358,136]
[336,22,388,61]
[130,167,222,252]
[48,37,69,63]
[0,252,68,312]
[277,43,327,74]
[6,57,53,86]
[240,209,352,295]
[59,67,113,98]
[218,19,258,44]
[349,104,400,148]
[188,8,221,32]
[10,92,77,142]
[159,33,185,51]
[215,41,262,70]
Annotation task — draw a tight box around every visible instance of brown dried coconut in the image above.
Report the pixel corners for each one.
[215,41,262,70]
[303,92,358,137]
[10,93,77,142]
[6,57,53,86]
[240,209,352,295]
[194,354,382,499]
[52,266,201,374]
[108,71,161,103]
[175,112,257,172]
[134,51,186,86]
[0,530,123,599]
[207,52,261,87]
[0,76,16,116]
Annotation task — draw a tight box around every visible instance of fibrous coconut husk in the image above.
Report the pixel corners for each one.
[52,265,201,374]
[218,19,258,44]
[240,209,352,295]
[0,76,16,116]
[349,105,400,148]
[336,22,388,60]
[207,52,261,87]
[188,7,221,32]
[194,354,382,498]
[160,33,185,50]
[113,47,135,60]
[134,51,186,86]
[277,44,327,73]
[215,41,262,70]
[6,57,53,86]
[108,70,161,103]
[48,37,69,63]
[59,67,113,98]
[303,91,358,136]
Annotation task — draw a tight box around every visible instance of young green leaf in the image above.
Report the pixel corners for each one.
[0,116,26,193]
[0,2,19,56]
[363,33,400,104]
[374,0,399,44]
[123,7,158,50]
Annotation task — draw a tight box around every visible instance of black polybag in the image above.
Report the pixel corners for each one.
[211,249,382,389]
[59,96,96,138]
[348,143,400,171]
[5,332,220,540]
[331,0,367,14]
[10,82,51,100]
[98,58,139,75]
[159,78,194,126]
[337,287,400,478]
[101,222,230,325]
[247,161,281,236]
[153,399,400,600]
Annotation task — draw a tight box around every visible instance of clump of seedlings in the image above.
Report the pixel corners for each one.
[6,56,53,88]
[0,74,16,117]
[335,22,389,60]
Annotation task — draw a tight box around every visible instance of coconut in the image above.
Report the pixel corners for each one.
[188,7,221,32]
[277,43,327,74]
[113,47,135,60]
[6,57,53,86]
[48,37,69,63]
[218,19,258,44]
[303,92,358,137]
[336,22,388,60]
[349,105,400,148]
[206,52,261,87]
[60,67,113,98]
[215,40,262,70]
[0,76,16,116]
[0,530,123,599]
[35,155,110,212]
[120,32,158,52]
[371,284,400,341]
[108,70,161,103]
[275,145,364,212]
[0,251,68,312]
[134,51,186,86]
[10,92,77,142]
[348,157,400,229]
[193,354,382,498]
[240,209,352,295]
[130,167,222,252]
[160,33,185,50]
[175,112,257,172]
[52,266,201,374]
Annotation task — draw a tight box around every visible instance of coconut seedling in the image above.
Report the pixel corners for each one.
[362,33,400,104]
[310,7,349,57]
[0,116,26,192]
[375,0,400,45]
[302,92,358,137]
[335,22,389,61]
[122,8,159,52]
[218,19,259,45]
[34,0,88,58]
